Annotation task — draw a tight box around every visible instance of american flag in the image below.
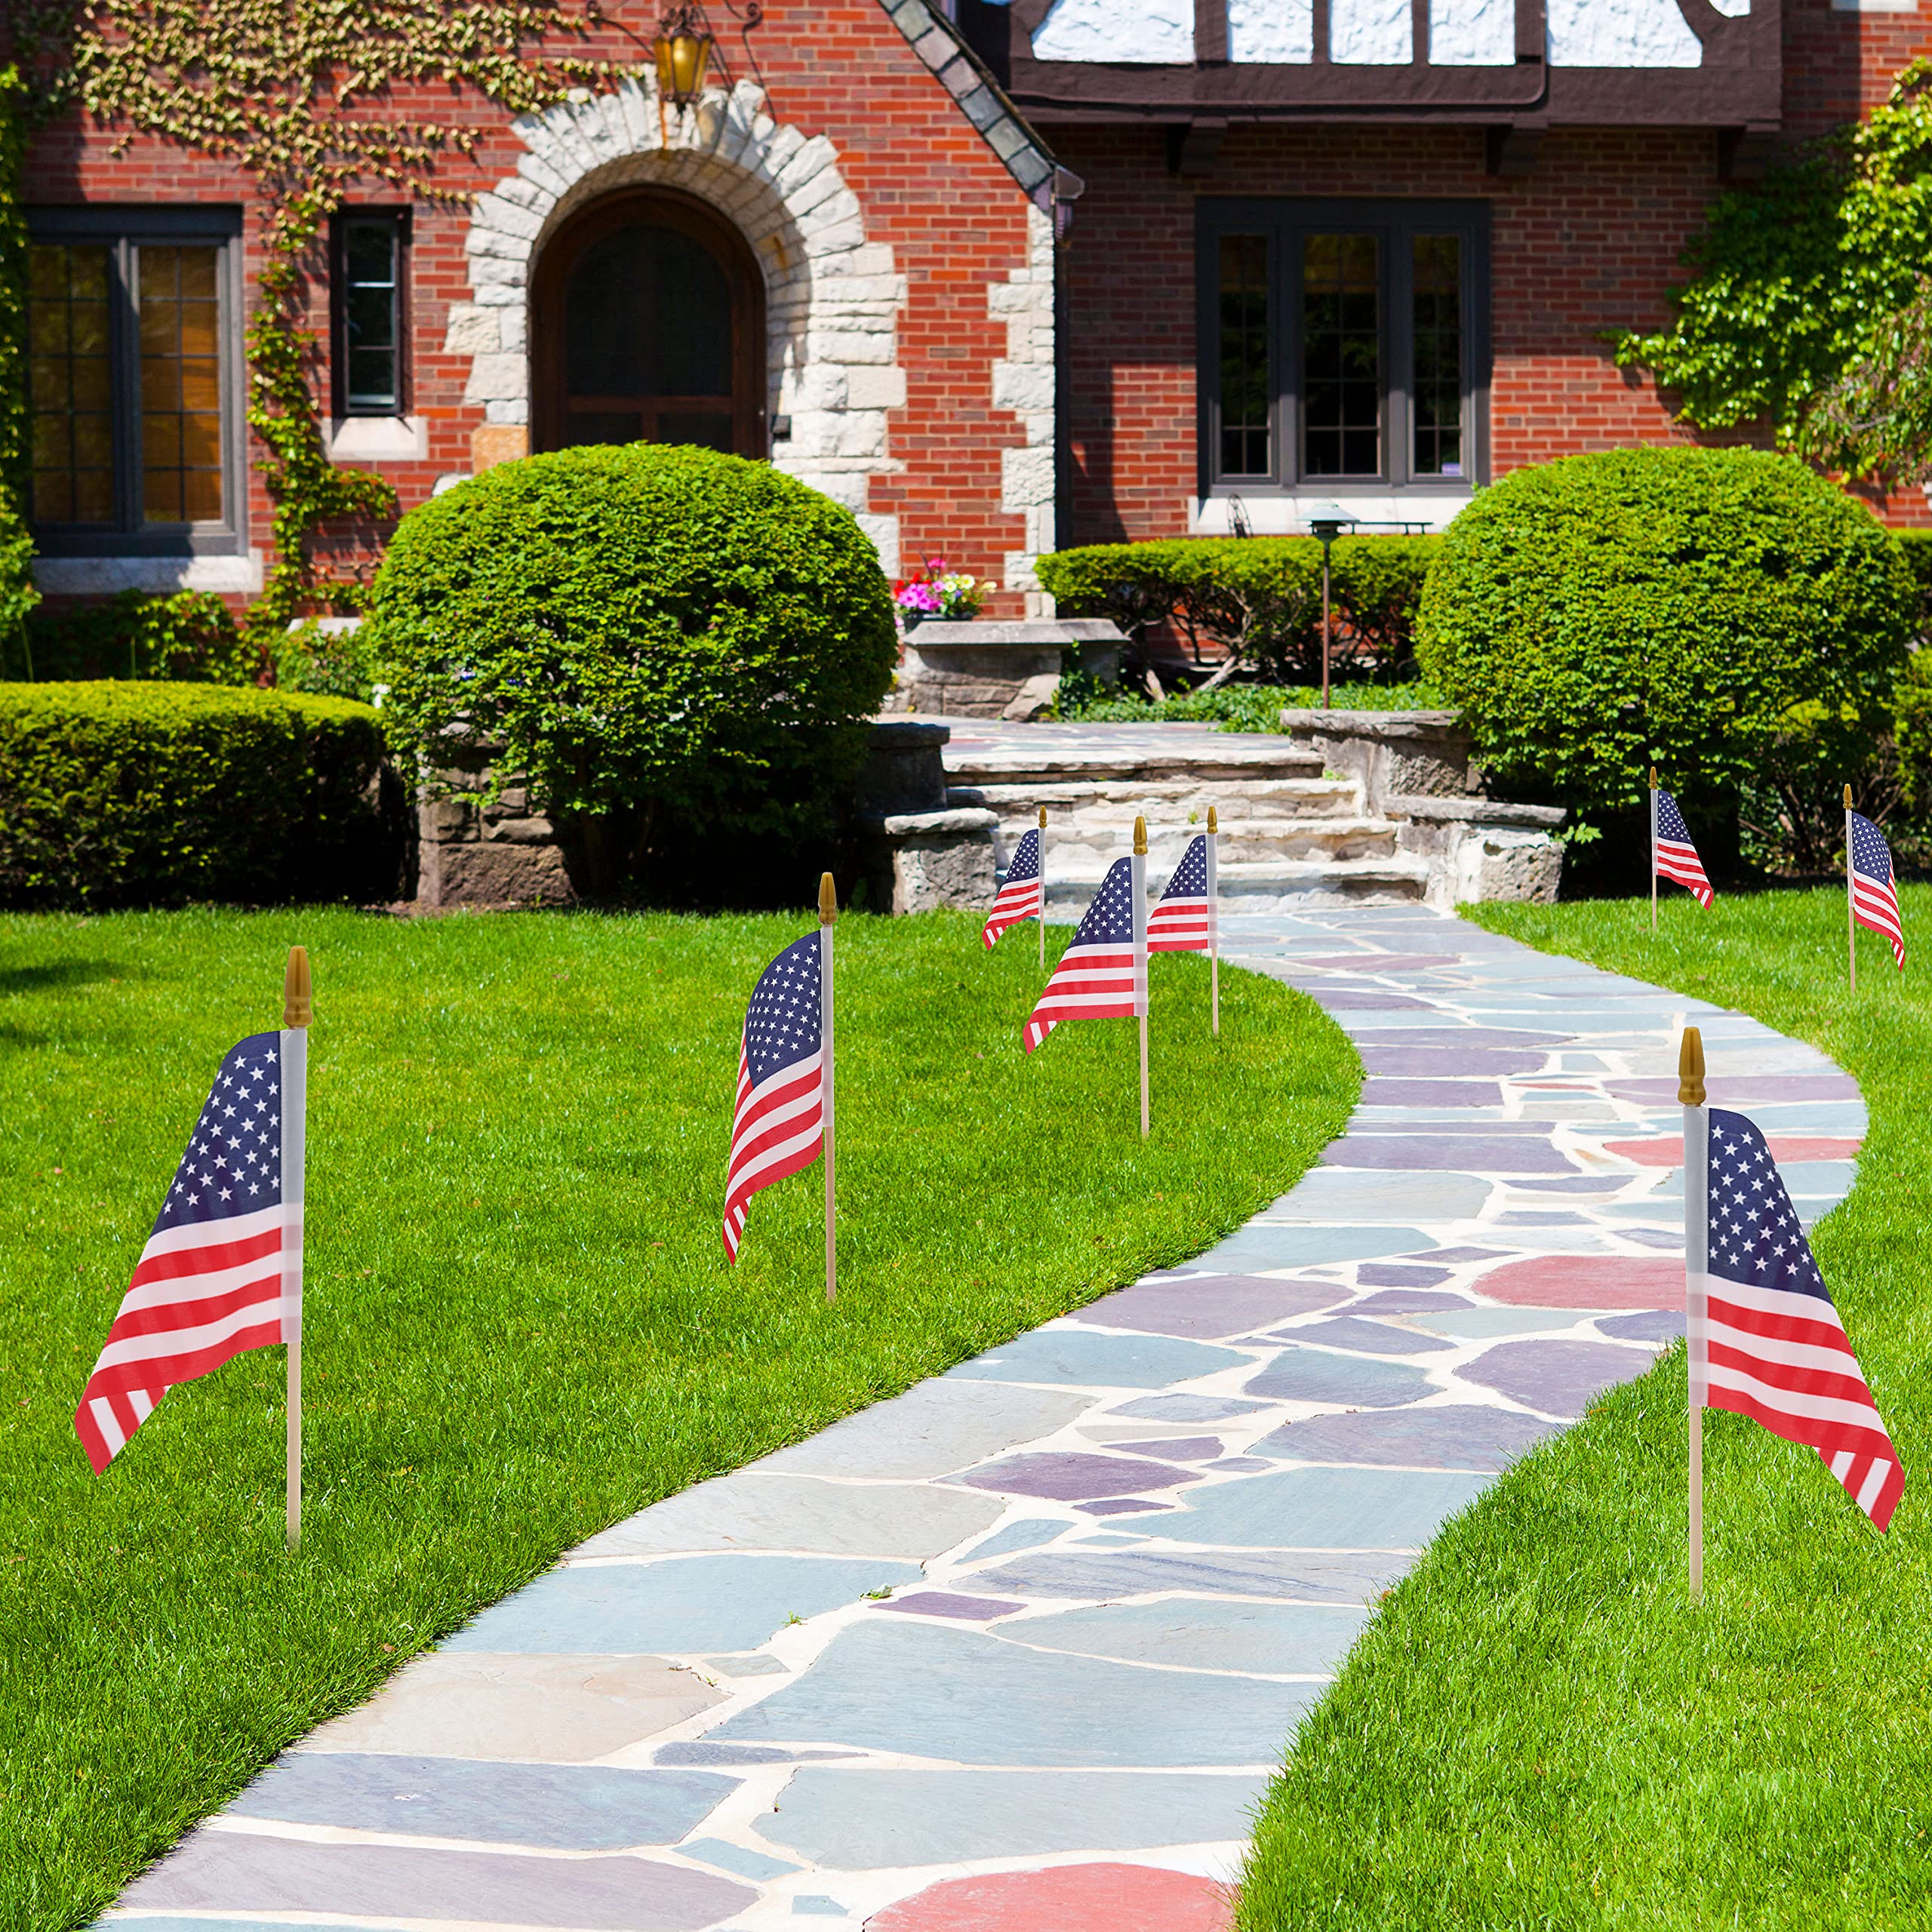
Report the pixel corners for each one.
[1148,834,1214,952]
[983,827,1043,950]
[1703,1107,1903,1531]
[723,932,824,1261]
[1023,856,1144,1054]
[1654,789,1712,908]
[1849,810,1905,970]
[75,1034,288,1473]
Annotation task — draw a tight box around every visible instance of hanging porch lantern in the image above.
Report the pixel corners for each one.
[654,5,717,108]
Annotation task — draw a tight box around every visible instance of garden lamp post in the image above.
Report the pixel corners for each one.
[1306,503,1355,709]
[654,5,716,106]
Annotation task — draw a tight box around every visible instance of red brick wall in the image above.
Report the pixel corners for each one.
[20,2,1039,612]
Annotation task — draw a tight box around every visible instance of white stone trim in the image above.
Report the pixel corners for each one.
[455,76,909,575]
[990,203,1058,617]
[32,552,265,595]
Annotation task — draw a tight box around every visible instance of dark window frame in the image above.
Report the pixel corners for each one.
[25,205,247,558]
[331,207,411,419]
[1195,197,1491,500]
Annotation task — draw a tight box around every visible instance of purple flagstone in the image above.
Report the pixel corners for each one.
[1243,1350,1434,1407]
[1348,1288,1471,1314]
[1460,1339,1660,1418]
[971,1546,1411,1604]
[879,1592,1026,1621]
[1416,1247,1508,1262]
[1352,1027,1571,1049]
[1297,953,1465,972]
[1269,1315,1453,1356]
[952,1452,1198,1501]
[1106,1435,1226,1460]
[1597,1309,1687,1343]
[1309,990,1429,1010]
[1512,1177,1634,1193]
[1078,1497,1174,1515]
[1361,1080,1509,1109]
[1607,1075,1860,1103]
[1358,1047,1549,1078]
[1355,1265,1453,1287]
[1068,1273,1346,1339]
[1256,1404,1557,1471]
[118,1836,755,1930]
[1326,1137,1577,1174]
[1205,1456,1273,1472]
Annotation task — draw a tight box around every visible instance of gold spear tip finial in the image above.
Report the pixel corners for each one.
[819,871,838,924]
[1208,804,1218,835]
[1650,766,1657,789]
[283,945,312,1029]
[1678,1025,1706,1106]
[1845,783,1855,808]
[1038,804,1048,829]
[1134,814,1147,856]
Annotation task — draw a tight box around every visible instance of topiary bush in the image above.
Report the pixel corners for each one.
[1415,448,1916,857]
[0,682,397,909]
[1038,535,1438,683]
[368,444,898,894]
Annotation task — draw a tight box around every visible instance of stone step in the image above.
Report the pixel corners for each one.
[1037,855,1431,908]
[960,777,1361,823]
[944,743,1327,787]
[1029,818,1401,869]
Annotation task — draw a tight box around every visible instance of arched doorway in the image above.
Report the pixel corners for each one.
[532,187,766,457]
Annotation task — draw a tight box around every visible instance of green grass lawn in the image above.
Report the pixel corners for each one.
[1237,887,1932,1932]
[0,906,1355,1928]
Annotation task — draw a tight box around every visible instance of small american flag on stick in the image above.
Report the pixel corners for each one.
[1148,833,1214,952]
[1022,852,1146,1054]
[984,817,1044,952]
[722,918,829,1272]
[1651,780,1712,911]
[1847,801,1905,977]
[75,998,304,1486]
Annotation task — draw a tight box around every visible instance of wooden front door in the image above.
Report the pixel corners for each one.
[533,188,765,457]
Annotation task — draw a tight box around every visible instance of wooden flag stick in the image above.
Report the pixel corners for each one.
[1681,1024,1707,1602]
[1208,804,1220,1036]
[1845,783,1857,992]
[1134,814,1149,1139]
[1649,768,1658,936]
[820,872,838,1306]
[281,945,311,1553]
[1037,804,1048,972]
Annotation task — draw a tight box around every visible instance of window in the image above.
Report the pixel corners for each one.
[26,208,245,554]
[334,211,408,417]
[1196,200,1489,496]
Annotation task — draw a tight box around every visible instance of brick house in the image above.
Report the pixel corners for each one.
[15,0,1932,626]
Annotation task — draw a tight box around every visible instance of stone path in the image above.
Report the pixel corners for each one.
[106,905,1863,1932]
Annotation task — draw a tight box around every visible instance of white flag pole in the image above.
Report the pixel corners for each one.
[1207,804,1220,1036]
[1680,1023,1707,1602]
[820,872,837,1307]
[1133,814,1149,1138]
[1845,783,1857,993]
[1037,804,1048,973]
[281,945,311,1553]
[1649,768,1658,936]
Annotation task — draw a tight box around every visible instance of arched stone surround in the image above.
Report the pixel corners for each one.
[448,76,909,573]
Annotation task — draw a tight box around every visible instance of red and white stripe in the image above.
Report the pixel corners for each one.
[74,1204,286,1473]
[1852,871,1906,971]
[1148,891,1211,952]
[722,1042,824,1262]
[982,870,1041,950]
[1704,1275,1904,1531]
[1655,839,1712,908]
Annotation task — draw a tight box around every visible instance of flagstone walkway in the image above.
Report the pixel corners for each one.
[106,905,1864,1932]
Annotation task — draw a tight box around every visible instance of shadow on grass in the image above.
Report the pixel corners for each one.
[0,958,134,996]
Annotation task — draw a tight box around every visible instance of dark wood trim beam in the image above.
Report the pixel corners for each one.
[1195,0,1228,66]
[1485,125,1543,177]
[1169,115,1228,176]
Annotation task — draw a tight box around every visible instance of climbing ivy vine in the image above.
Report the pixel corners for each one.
[1618,60,1932,488]
[2,0,621,637]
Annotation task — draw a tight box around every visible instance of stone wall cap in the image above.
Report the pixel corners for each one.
[865,807,1000,835]
[870,718,952,746]
[1389,793,1566,829]
[911,620,1125,645]
[1278,707,1466,736]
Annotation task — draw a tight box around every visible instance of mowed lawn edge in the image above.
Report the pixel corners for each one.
[1235,889,1932,1932]
[0,906,1357,1929]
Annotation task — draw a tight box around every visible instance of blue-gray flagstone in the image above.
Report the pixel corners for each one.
[1242,1349,1435,1407]
[678,1838,802,1881]
[1279,1315,1456,1356]
[943,1327,1253,1389]
[1006,1598,1372,1675]
[1189,1223,1438,1269]
[1254,1405,1558,1472]
[1130,1465,1489,1550]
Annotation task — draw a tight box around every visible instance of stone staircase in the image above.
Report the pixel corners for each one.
[941,727,1437,909]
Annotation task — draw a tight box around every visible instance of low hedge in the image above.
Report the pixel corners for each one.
[0,683,398,909]
[1037,535,1438,681]
[7,589,260,685]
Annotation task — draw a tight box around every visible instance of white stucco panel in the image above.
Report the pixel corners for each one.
[1032,0,1193,62]
[1332,0,1412,63]
[1228,0,1315,61]
[1547,0,1702,66]
[1428,0,1514,65]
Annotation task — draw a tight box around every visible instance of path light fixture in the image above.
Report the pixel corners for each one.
[1305,502,1355,711]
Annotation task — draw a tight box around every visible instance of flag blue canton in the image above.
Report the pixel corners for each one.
[743,931,822,1086]
[1072,857,1137,946]
[1706,1108,1828,1303]
[156,1032,283,1233]
[1851,811,1894,886]
[1161,837,1208,900]
[1657,792,1695,845]
[1004,828,1040,884]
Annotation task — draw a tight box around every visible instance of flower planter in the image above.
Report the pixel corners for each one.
[887,619,1127,720]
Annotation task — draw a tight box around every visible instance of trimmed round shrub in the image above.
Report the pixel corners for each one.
[1415,448,1916,828]
[0,682,395,909]
[368,445,898,888]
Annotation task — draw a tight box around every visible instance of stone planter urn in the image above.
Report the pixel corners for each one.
[886,618,1127,721]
